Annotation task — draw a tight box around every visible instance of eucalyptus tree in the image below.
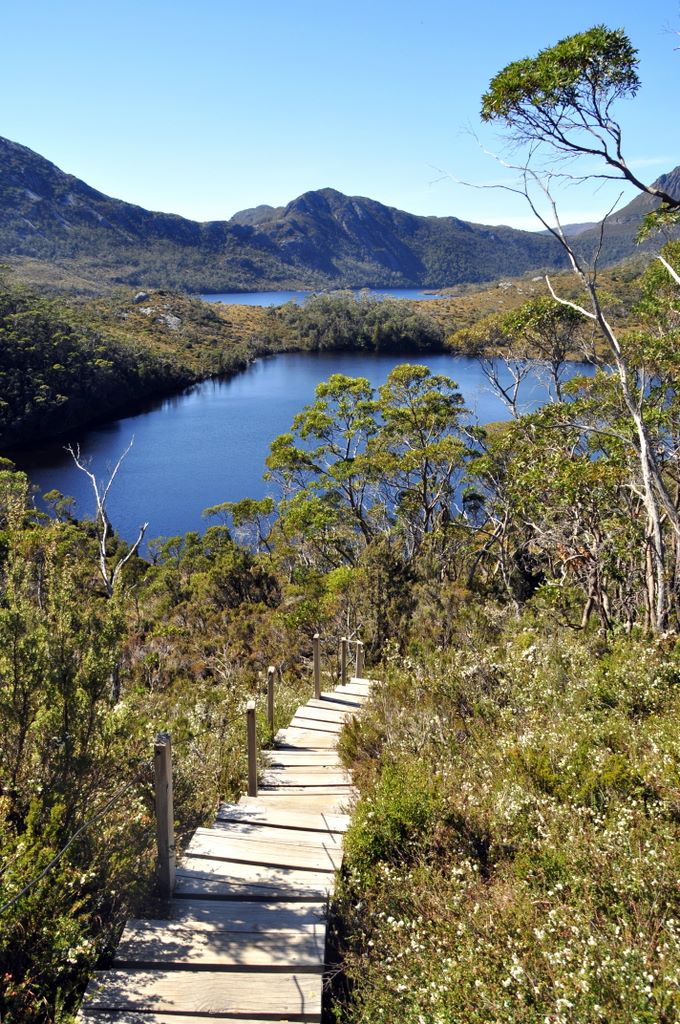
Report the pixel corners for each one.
[481,26,680,630]
[452,296,587,415]
[260,366,471,570]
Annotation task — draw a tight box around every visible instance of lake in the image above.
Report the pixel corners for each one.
[200,287,446,306]
[15,352,586,547]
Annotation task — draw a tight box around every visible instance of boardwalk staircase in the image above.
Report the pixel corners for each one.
[79,671,373,1023]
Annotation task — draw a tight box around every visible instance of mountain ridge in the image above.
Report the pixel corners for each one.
[0,135,677,294]
[0,135,567,292]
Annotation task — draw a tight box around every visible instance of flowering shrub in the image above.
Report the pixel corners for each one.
[334,615,680,1023]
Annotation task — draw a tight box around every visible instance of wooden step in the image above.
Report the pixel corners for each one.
[82,969,321,1018]
[242,792,351,814]
[175,856,334,899]
[261,769,349,788]
[115,920,326,969]
[292,705,355,724]
[221,799,349,833]
[278,728,340,748]
[210,820,344,847]
[264,749,343,767]
[166,898,327,932]
[308,695,361,711]
[187,828,343,871]
[81,1015,282,1024]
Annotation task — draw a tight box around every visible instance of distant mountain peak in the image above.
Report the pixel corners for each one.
[2,134,674,294]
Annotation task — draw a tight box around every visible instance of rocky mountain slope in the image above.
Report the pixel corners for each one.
[0,136,565,292]
[1,135,677,294]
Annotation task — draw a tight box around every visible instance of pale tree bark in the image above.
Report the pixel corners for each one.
[67,439,148,599]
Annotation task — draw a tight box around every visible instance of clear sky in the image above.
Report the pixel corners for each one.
[2,0,677,229]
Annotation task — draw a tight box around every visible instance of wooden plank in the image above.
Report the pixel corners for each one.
[210,820,344,847]
[80,1015,282,1024]
[319,688,366,704]
[280,728,340,747]
[335,682,371,696]
[261,770,350,787]
[167,898,327,932]
[292,706,354,724]
[308,696,362,710]
[115,920,325,968]
[82,969,321,1018]
[244,793,352,814]
[187,829,342,871]
[290,715,343,731]
[228,798,349,832]
[175,856,334,898]
[259,785,353,797]
[264,750,343,767]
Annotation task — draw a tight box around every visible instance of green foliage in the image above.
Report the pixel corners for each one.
[335,622,680,1024]
[270,292,445,353]
[481,26,639,126]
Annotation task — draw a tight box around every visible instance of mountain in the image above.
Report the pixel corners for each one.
[573,167,680,263]
[1,135,676,295]
[0,136,568,293]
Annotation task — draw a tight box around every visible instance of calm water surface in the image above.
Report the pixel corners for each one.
[16,352,585,546]
[200,287,445,306]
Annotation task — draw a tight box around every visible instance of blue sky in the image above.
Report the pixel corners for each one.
[2,0,677,229]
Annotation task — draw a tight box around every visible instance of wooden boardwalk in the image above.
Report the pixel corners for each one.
[80,676,372,1023]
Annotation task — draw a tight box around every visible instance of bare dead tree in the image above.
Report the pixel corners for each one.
[66,439,148,598]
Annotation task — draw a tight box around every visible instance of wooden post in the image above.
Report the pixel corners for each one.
[313,633,321,699]
[246,700,258,797]
[267,666,276,734]
[340,636,348,685]
[154,732,176,898]
[355,640,365,678]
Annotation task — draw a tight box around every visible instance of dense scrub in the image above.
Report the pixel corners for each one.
[0,468,316,1023]
[335,618,680,1023]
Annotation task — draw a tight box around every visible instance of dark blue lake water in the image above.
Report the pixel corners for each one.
[15,352,588,546]
[200,288,445,306]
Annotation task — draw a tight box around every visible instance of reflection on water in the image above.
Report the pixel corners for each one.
[199,287,446,306]
[15,352,591,546]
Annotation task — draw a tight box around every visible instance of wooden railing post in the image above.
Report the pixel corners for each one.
[340,636,348,685]
[267,666,276,734]
[246,700,258,797]
[154,732,176,898]
[355,640,365,678]
[313,633,321,699]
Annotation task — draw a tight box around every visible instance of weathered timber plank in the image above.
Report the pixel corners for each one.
[292,705,354,724]
[264,750,343,767]
[243,793,352,814]
[210,820,344,846]
[167,898,326,932]
[308,696,362,710]
[82,969,321,1017]
[261,770,350,788]
[335,683,371,696]
[289,716,343,733]
[115,920,325,968]
[175,856,333,898]
[279,729,339,747]
[229,798,349,832]
[187,829,342,871]
[318,690,366,705]
[80,1015,283,1024]
[259,785,353,797]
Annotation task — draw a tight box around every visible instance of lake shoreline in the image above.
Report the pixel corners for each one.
[5,337,457,457]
